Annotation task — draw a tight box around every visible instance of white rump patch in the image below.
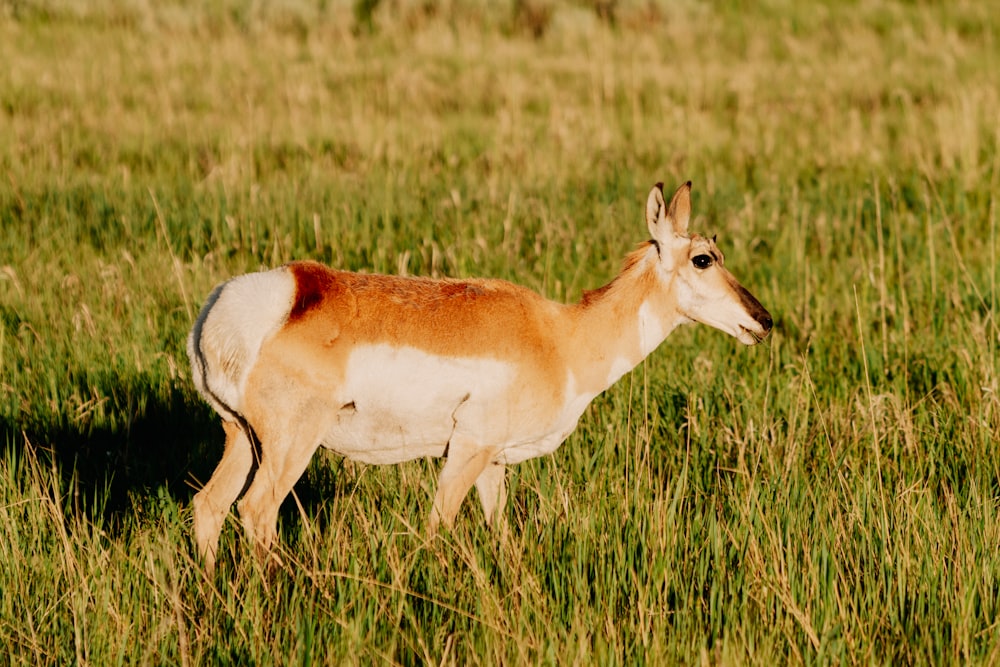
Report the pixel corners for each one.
[188,268,296,415]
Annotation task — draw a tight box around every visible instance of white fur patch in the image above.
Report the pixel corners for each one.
[189,268,296,415]
[637,300,667,358]
[605,356,633,387]
[322,344,518,464]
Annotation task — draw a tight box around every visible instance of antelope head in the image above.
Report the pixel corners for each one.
[646,181,772,345]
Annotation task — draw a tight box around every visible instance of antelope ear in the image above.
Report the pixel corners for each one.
[646,181,692,243]
[645,182,668,241]
[666,181,692,236]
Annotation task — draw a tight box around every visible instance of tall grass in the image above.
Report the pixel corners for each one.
[1,0,999,663]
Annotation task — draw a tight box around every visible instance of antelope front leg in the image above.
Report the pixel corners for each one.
[429,447,494,534]
[475,462,507,529]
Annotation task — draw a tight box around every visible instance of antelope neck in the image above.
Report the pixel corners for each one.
[567,244,682,395]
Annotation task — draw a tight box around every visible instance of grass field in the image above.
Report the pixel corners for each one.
[2,0,999,663]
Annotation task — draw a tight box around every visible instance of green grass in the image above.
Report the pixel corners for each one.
[2,0,999,663]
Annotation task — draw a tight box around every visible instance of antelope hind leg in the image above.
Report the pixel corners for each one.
[192,420,255,574]
[236,412,330,564]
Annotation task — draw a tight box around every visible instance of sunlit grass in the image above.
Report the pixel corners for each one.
[1,0,999,664]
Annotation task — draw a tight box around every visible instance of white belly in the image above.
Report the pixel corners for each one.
[319,344,513,464]
[318,344,595,467]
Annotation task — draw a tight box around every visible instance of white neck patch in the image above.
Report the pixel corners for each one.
[637,300,667,358]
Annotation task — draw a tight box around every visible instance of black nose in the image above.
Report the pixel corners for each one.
[760,313,773,332]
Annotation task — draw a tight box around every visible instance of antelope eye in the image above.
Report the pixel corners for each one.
[692,254,714,269]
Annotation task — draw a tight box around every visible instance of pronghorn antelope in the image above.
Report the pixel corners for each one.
[188,181,772,571]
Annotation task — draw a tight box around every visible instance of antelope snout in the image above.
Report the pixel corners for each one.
[747,307,773,343]
[734,288,773,344]
[735,302,773,345]
[758,311,773,336]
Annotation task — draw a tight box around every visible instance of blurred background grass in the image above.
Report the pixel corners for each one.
[1,0,998,664]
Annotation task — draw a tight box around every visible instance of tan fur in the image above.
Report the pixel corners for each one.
[188,181,772,572]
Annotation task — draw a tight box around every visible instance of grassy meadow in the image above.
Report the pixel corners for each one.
[2,0,999,663]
